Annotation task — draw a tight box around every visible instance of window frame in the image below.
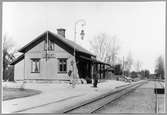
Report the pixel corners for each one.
[44,39,54,51]
[58,58,67,73]
[31,58,40,73]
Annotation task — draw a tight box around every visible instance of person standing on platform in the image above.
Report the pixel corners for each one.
[68,69,72,85]
[93,71,99,88]
[68,60,74,87]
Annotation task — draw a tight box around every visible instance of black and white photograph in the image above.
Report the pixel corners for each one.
[2,1,166,114]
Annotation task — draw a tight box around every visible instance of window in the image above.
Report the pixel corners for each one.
[44,39,54,51]
[58,58,67,73]
[31,59,40,73]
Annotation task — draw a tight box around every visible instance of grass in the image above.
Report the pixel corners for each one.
[3,87,42,101]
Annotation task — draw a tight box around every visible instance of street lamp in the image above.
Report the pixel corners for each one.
[72,19,86,88]
[80,29,85,40]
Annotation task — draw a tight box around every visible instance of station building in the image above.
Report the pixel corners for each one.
[10,29,112,83]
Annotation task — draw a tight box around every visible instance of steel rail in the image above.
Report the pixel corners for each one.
[64,81,146,114]
[91,83,144,113]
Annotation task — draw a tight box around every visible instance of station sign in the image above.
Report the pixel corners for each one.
[42,53,56,58]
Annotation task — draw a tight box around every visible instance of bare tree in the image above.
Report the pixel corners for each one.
[90,33,106,62]
[90,33,120,66]
[105,35,120,66]
[154,55,164,79]
[124,52,133,71]
[3,35,15,81]
[134,60,142,72]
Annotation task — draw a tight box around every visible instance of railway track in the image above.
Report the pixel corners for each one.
[63,81,146,114]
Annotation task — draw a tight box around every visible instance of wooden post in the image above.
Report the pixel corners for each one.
[86,62,88,78]
[96,63,98,73]
[103,64,105,79]
[89,62,91,79]
[91,62,94,84]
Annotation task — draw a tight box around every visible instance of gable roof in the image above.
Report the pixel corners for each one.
[18,30,95,57]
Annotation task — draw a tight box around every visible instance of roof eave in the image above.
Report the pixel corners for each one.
[18,31,48,53]
[10,54,24,65]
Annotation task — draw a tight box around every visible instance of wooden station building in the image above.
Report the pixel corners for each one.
[10,29,112,83]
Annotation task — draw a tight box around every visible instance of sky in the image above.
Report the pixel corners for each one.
[2,2,166,73]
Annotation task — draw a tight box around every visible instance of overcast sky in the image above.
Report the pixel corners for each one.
[2,2,165,73]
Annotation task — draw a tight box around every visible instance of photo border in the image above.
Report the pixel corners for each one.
[0,0,166,115]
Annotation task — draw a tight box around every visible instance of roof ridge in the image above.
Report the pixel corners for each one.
[17,30,95,56]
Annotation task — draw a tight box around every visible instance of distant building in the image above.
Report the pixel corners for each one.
[11,28,111,83]
[149,74,157,80]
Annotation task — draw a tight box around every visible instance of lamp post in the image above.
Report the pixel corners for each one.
[72,19,86,88]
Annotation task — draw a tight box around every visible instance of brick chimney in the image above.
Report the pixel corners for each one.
[57,28,66,38]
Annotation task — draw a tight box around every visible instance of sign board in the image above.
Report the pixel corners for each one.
[42,53,56,58]
[154,88,165,94]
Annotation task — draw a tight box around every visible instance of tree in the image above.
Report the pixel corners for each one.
[113,64,122,75]
[124,52,133,71]
[124,70,130,76]
[144,70,150,79]
[154,56,164,79]
[140,70,145,79]
[134,60,142,72]
[123,52,133,76]
[90,33,107,62]
[90,33,120,66]
[106,35,120,66]
[3,35,15,81]
[130,71,137,78]
[139,69,150,79]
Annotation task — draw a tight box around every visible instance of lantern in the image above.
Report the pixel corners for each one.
[80,30,85,40]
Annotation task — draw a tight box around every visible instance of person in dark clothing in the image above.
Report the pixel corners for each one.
[93,71,99,88]
[68,70,72,85]
[68,70,72,77]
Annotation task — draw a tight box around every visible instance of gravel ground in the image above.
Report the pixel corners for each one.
[2,80,129,113]
[96,81,165,113]
[3,87,41,101]
[157,94,165,113]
